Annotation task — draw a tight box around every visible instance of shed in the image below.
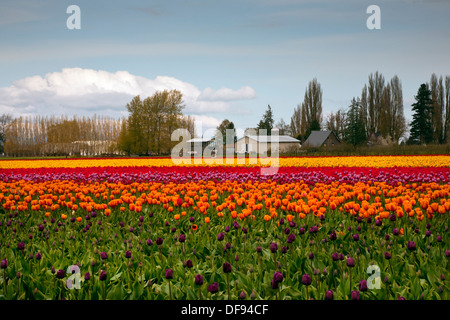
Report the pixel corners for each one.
[302,131,340,148]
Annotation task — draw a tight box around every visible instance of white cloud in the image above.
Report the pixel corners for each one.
[198,86,256,101]
[0,68,256,118]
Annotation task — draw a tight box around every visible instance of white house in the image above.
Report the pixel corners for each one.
[235,135,301,155]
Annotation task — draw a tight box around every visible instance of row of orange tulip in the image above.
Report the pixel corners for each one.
[1,179,449,223]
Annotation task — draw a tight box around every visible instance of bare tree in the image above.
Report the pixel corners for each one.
[428,73,448,143]
[301,78,323,134]
[361,72,405,143]
[275,118,291,136]
[445,76,450,143]
[389,75,406,143]
[290,104,303,138]
[0,113,13,154]
[326,108,346,140]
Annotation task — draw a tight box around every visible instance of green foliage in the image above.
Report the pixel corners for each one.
[304,118,321,141]
[0,190,448,300]
[257,105,274,135]
[216,119,236,144]
[343,98,367,147]
[119,90,186,155]
[409,84,434,145]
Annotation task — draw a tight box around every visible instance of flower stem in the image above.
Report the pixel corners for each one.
[227,273,231,300]
[3,270,6,297]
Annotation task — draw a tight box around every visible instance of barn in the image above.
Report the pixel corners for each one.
[235,135,301,155]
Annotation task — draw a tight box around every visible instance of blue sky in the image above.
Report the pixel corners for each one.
[0,0,449,135]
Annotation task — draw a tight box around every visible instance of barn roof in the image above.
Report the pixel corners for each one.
[237,135,300,143]
[303,130,338,147]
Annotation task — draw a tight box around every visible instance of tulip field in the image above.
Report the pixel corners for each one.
[0,155,449,300]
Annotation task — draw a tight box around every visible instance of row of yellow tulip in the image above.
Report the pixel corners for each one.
[1,155,449,169]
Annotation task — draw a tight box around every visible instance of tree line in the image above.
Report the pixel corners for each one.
[1,73,449,157]
[217,72,449,147]
[0,89,196,157]
[1,114,123,157]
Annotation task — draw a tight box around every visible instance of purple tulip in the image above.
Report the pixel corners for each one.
[325,290,333,300]
[273,271,284,284]
[99,270,107,281]
[56,269,65,279]
[165,269,173,279]
[208,282,219,294]
[407,241,416,251]
[222,262,232,273]
[351,290,360,300]
[270,242,278,253]
[179,234,186,243]
[287,233,296,243]
[217,233,225,241]
[302,274,312,286]
[0,259,7,269]
[194,274,204,286]
[346,257,355,267]
[17,242,25,251]
[359,279,368,292]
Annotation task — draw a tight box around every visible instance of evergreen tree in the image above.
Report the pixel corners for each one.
[304,118,321,141]
[257,105,274,135]
[409,84,433,145]
[343,98,367,147]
